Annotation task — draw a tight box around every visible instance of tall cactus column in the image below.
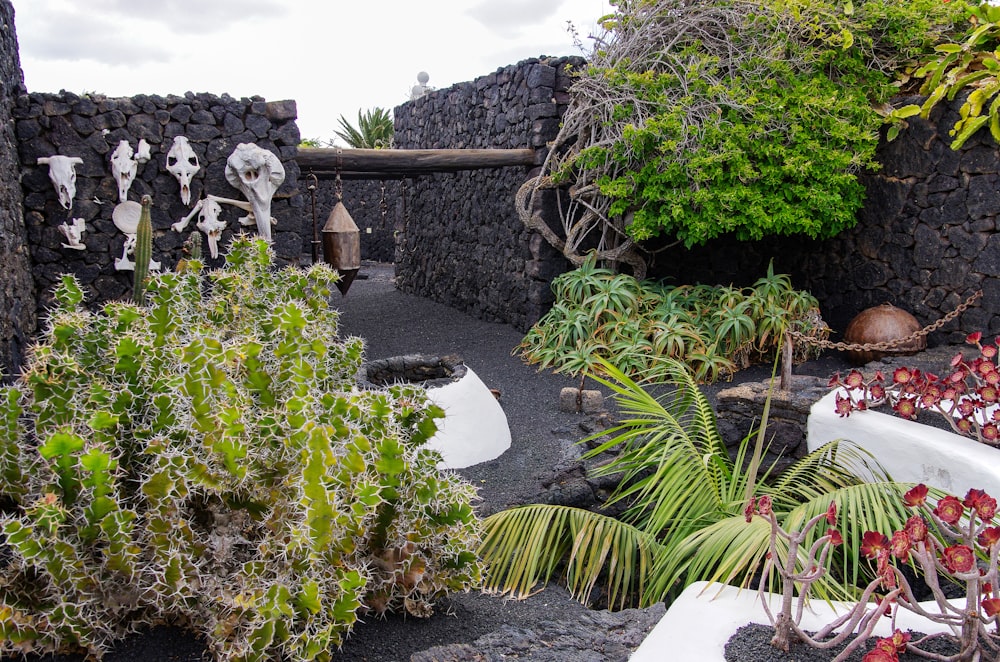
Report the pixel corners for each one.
[132,195,153,304]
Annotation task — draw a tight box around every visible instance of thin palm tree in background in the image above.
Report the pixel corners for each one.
[334,107,394,149]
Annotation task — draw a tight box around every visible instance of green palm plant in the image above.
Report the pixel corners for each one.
[334,107,394,149]
[480,358,916,609]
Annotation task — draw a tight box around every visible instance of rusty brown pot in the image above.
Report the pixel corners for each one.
[843,303,926,366]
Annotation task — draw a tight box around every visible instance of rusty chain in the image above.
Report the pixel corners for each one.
[787,290,982,353]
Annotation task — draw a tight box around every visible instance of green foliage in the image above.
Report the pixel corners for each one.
[132,195,153,304]
[334,108,394,149]
[548,0,966,251]
[0,237,481,660]
[480,359,917,608]
[895,2,1000,149]
[517,256,826,383]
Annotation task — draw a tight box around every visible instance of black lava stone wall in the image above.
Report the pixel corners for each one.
[392,56,582,331]
[0,0,34,381]
[14,91,304,313]
[645,95,1000,346]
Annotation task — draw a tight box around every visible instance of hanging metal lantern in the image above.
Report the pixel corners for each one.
[322,200,361,295]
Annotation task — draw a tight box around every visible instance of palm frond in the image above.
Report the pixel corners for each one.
[644,514,782,603]
[479,504,662,610]
[583,358,732,535]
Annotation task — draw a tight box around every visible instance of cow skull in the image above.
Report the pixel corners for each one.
[166,136,200,206]
[224,143,284,243]
[110,140,138,202]
[196,199,227,259]
[37,155,84,210]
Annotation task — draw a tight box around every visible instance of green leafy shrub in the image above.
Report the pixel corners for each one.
[0,237,481,661]
[892,2,1000,148]
[522,0,966,272]
[517,257,827,383]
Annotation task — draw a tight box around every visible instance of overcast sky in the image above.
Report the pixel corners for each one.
[10,0,611,144]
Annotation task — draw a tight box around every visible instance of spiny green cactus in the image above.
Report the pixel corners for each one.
[0,237,483,661]
[132,194,153,304]
[189,230,202,261]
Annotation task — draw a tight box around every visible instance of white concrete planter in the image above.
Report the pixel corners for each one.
[424,365,510,469]
[630,581,960,661]
[807,390,1000,497]
[361,355,511,469]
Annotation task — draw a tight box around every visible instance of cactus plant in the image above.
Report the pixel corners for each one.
[189,229,202,261]
[0,237,482,661]
[132,194,153,303]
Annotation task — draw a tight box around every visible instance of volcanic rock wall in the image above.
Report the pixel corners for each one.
[0,1,34,382]
[392,56,583,331]
[14,91,303,312]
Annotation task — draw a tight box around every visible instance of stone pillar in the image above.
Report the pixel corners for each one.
[0,0,36,382]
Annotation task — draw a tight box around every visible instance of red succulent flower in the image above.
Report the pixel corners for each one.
[863,648,897,662]
[828,372,841,388]
[882,629,910,653]
[827,528,843,546]
[983,597,1000,618]
[985,424,1000,443]
[903,484,928,507]
[965,488,998,520]
[934,495,965,525]
[744,497,756,523]
[987,371,1000,386]
[983,582,993,595]
[861,531,890,559]
[870,383,886,400]
[942,544,976,574]
[951,352,965,367]
[905,515,928,543]
[980,385,1000,403]
[826,501,837,525]
[977,526,1000,549]
[757,495,772,516]
[983,344,998,359]
[969,331,984,345]
[893,367,913,384]
[957,417,974,433]
[890,530,911,562]
[844,370,864,389]
[894,397,918,420]
[835,393,855,417]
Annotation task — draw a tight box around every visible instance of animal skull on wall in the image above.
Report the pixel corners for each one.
[171,198,226,259]
[37,155,84,210]
[110,140,138,202]
[166,136,200,205]
[58,217,87,250]
[224,143,285,243]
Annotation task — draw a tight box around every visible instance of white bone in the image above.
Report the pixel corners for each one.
[224,143,284,242]
[135,139,152,164]
[196,198,227,259]
[113,234,162,272]
[110,140,138,202]
[166,136,200,206]
[58,217,87,250]
[37,155,84,210]
[172,199,202,233]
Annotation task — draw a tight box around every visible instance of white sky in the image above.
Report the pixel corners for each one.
[10,0,611,144]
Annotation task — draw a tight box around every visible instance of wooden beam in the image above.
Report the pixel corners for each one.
[296,147,536,179]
